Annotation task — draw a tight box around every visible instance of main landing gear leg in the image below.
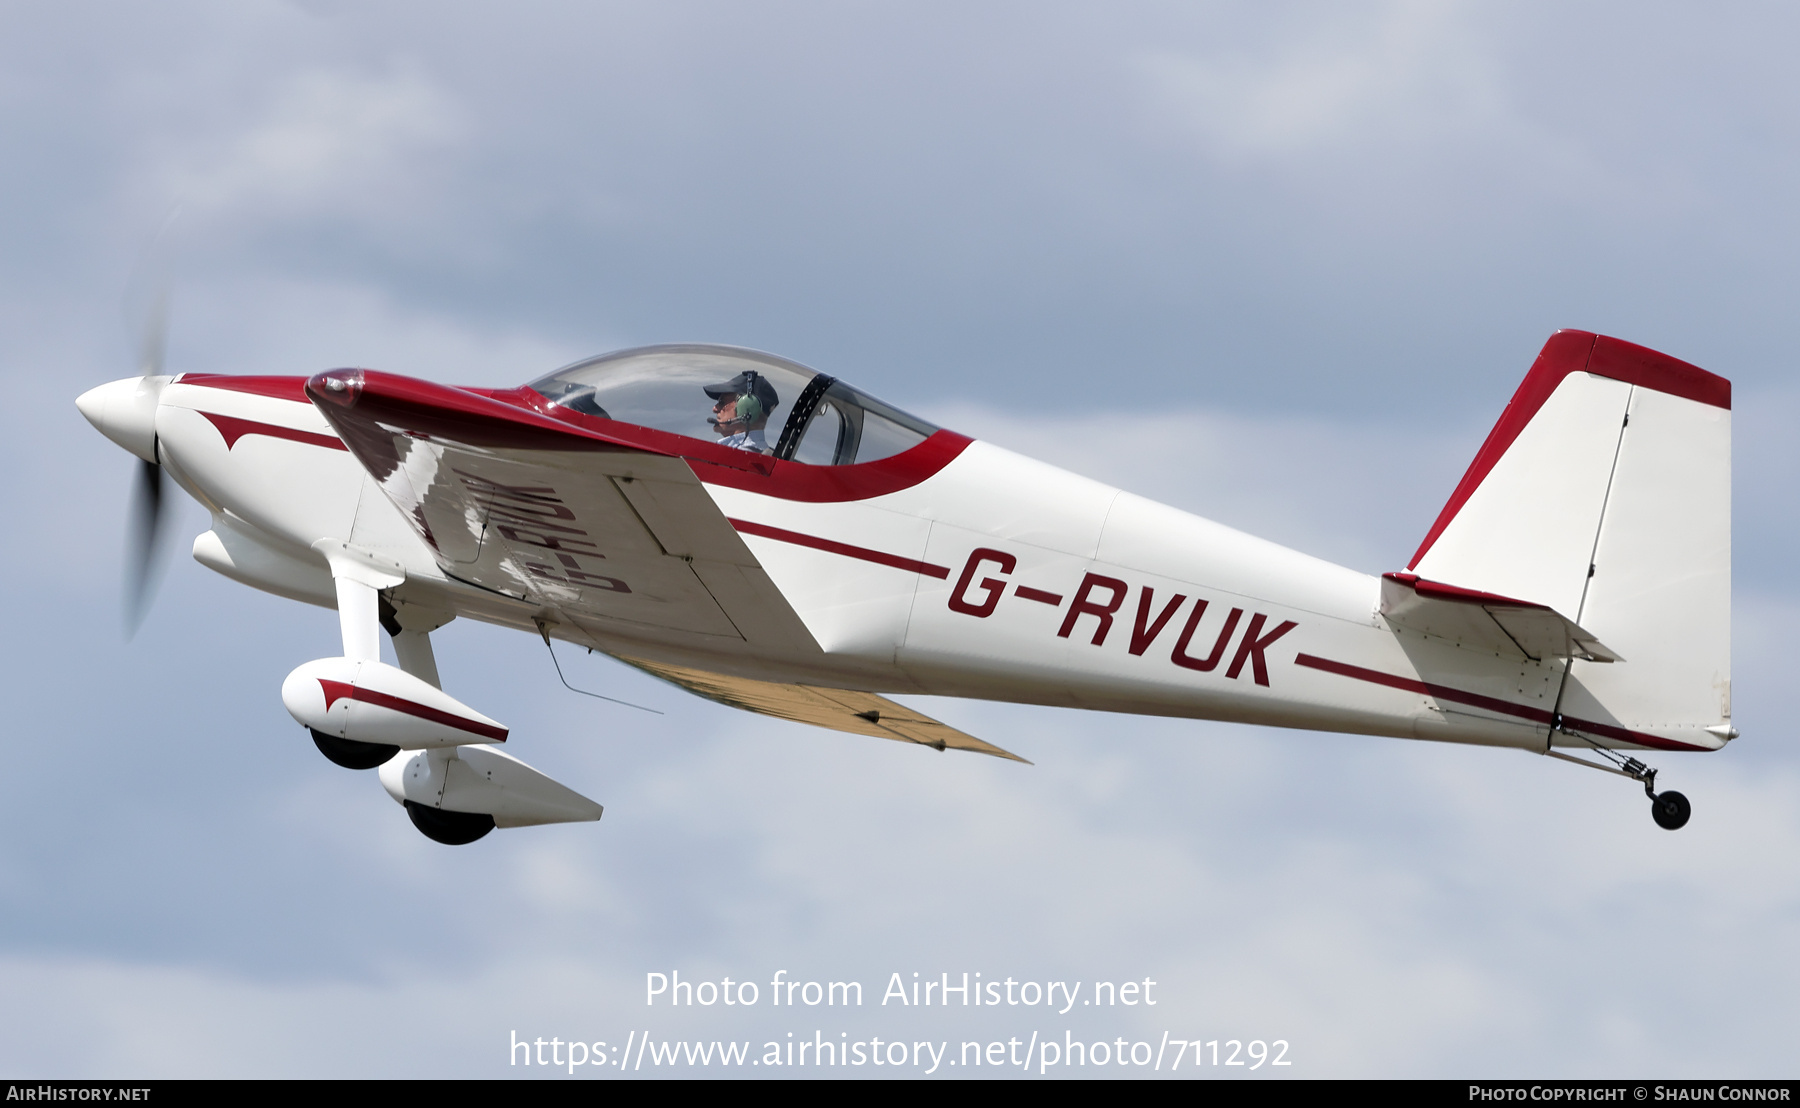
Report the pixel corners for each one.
[378,595,453,689]
[1544,724,1691,830]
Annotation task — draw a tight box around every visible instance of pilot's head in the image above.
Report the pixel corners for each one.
[703,371,778,437]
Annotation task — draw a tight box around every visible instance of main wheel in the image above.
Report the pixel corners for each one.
[1651,790,1691,830]
[404,800,495,845]
[311,729,400,770]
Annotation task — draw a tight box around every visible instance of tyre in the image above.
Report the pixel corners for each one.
[1651,790,1691,831]
[404,800,495,845]
[311,729,400,770]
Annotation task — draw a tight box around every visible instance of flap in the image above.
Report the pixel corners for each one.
[1380,572,1621,663]
[309,370,820,654]
[620,655,1030,763]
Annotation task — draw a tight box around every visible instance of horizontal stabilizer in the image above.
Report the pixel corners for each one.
[620,655,1030,763]
[1380,572,1619,663]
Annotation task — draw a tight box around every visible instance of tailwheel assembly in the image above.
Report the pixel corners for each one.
[1546,727,1691,831]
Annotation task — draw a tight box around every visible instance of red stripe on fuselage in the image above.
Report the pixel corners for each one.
[1293,653,1709,752]
[728,519,952,579]
[199,411,347,452]
[317,679,508,742]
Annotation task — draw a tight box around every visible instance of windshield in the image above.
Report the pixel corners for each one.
[528,344,939,465]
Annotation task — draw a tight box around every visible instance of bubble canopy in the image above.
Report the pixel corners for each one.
[528,344,940,466]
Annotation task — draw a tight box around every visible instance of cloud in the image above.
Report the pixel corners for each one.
[1136,1,1492,162]
[164,273,593,381]
[154,64,463,226]
[1129,0,1624,220]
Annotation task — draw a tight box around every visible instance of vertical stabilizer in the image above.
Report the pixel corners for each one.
[1408,331,1731,751]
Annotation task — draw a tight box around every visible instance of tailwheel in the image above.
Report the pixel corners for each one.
[1651,790,1692,831]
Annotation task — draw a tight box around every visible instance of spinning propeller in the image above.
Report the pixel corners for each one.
[123,288,174,634]
[77,282,179,636]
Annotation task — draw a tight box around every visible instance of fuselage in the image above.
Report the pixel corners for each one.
[116,370,1577,756]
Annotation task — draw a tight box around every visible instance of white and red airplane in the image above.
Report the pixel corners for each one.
[76,330,1731,843]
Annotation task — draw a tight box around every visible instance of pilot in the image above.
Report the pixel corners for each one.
[703,370,779,453]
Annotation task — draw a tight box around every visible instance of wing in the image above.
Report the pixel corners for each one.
[309,370,819,653]
[619,654,1030,763]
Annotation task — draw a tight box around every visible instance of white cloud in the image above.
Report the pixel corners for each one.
[1129,1,1626,216]
[165,273,592,382]
[1137,2,1504,155]
[154,63,463,226]
[1137,2,1492,161]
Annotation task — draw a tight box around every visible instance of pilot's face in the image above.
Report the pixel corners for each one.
[711,394,743,435]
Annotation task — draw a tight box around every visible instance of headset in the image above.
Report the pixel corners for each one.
[735,372,764,424]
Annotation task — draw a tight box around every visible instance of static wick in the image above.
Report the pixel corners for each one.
[536,620,662,714]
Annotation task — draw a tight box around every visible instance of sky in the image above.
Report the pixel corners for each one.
[3,0,1799,1078]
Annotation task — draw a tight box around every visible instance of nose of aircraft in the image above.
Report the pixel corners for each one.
[76,376,169,463]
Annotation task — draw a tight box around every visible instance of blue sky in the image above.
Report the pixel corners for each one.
[3,1,1798,1077]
